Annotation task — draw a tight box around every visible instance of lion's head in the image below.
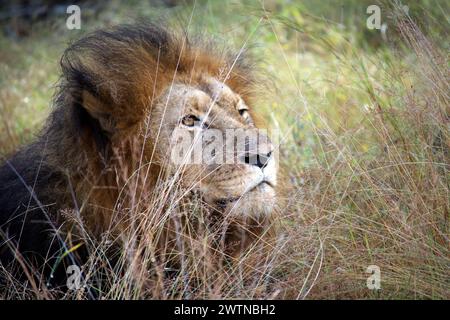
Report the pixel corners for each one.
[44,23,279,258]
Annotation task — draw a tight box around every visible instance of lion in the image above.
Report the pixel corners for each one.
[0,23,279,295]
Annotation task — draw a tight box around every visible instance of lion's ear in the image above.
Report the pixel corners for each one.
[81,90,117,134]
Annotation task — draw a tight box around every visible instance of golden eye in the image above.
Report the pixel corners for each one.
[181,114,200,127]
[238,109,249,119]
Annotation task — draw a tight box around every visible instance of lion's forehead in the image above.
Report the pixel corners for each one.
[202,77,241,106]
[156,78,248,123]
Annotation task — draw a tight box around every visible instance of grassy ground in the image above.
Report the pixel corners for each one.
[0,0,448,299]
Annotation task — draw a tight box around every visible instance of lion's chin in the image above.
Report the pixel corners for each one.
[212,182,276,220]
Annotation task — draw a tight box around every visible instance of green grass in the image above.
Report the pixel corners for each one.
[0,0,448,299]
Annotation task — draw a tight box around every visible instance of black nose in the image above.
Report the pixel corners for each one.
[242,151,272,169]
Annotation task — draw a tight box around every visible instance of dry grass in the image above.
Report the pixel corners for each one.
[0,1,448,299]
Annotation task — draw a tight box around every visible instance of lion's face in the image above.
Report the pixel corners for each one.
[147,77,277,218]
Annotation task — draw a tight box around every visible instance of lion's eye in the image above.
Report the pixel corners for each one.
[181,115,200,127]
[238,109,249,119]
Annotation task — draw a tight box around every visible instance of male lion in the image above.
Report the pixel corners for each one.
[0,23,279,295]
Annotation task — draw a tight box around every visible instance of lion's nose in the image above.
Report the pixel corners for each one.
[242,151,272,169]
